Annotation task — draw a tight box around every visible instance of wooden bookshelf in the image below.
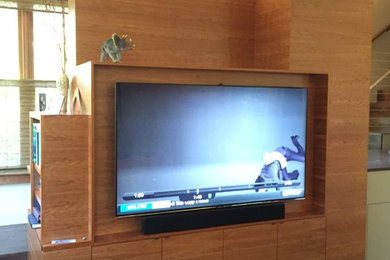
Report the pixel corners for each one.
[28,113,92,251]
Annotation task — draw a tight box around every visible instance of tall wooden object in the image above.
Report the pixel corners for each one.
[28,64,328,259]
[28,113,92,259]
[28,0,371,259]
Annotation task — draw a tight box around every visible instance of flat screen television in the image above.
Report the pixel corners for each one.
[115,82,308,217]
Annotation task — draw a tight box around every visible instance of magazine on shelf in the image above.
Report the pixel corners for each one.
[33,197,41,211]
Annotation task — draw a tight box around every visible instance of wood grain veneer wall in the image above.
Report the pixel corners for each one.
[69,1,372,259]
[288,1,372,259]
[82,64,325,240]
[254,0,291,69]
[69,0,255,69]
[254,1,372,258]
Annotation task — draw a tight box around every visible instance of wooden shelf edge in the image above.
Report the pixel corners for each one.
[41,240,93,252]
[33,163,41,176]
[90,61,330,76]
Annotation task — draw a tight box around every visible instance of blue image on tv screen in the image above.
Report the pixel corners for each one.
[115,83,308,216]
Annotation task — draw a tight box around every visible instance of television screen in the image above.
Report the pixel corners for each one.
[116,83,307,217]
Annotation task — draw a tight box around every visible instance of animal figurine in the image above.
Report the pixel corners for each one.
[100,33,135,63]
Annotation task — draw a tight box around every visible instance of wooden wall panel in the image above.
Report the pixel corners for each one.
[70,0,255,69]
[287,1,372,259]
[311,75,328,213]
[223,223,277,260]
[254,0,291,69]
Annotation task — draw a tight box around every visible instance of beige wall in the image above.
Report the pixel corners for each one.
[367,170,390,259]
[256,1,372,257]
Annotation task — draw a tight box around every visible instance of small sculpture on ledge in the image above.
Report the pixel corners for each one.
[100,33,135,63]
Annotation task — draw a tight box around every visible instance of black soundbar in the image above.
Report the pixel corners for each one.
[141,202,284,235]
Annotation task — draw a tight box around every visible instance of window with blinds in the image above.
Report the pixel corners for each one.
[0,0,67,13]
[0,87,20,167]
[0,1,67,172]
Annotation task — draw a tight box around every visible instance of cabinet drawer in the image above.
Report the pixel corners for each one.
[224,223,277,260]
[92,239,161,260]
[162,230,223,260]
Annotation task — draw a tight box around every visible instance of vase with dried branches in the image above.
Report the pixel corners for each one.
[41,0,69,113]
[55,0,68,114]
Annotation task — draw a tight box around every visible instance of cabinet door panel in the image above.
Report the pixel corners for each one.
[224,223,277,260]
[44,246,91,260]
[162,230,223,260]
[277,217,325,260]
[92,239,161,260]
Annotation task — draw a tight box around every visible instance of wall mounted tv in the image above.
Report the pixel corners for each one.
[115,82,308,217]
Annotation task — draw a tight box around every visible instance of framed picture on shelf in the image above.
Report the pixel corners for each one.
[35,88,62,113]
[38,93,46,112]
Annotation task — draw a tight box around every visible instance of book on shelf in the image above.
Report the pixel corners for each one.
[28,213,41,229]
[34,197,41,211]
[34,190,41,206]
[32,206,41,222]
[32,123,41,166]
[32,124,37,164]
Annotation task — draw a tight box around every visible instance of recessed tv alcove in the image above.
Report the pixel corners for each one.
[73,63,327,238]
